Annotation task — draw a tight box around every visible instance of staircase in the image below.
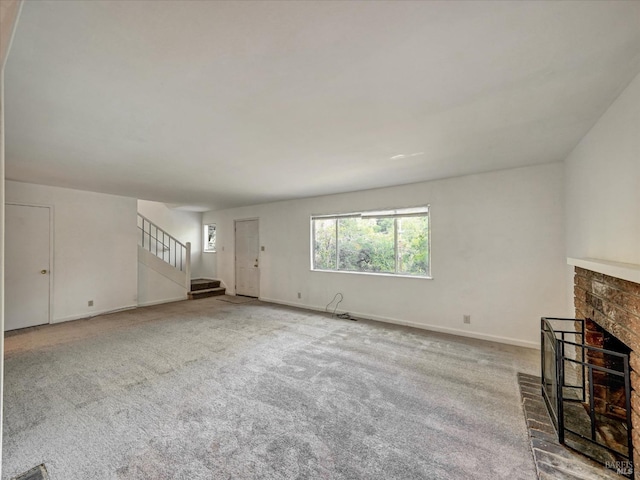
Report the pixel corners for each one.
[137,213,225,304]
[189,278,226,300]
[138,213,190,276]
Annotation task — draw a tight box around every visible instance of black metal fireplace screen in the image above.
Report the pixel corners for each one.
[541,317,634,477]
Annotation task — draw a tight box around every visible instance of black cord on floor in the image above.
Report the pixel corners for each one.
[325,293,357,321]
[325,293,343,316]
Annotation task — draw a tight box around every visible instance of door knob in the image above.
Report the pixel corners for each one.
[41,269,48,274]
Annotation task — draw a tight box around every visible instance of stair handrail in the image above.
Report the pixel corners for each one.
[137,213,191,282]
[138,213,186,248]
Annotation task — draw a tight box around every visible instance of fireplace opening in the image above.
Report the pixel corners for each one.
[541,317,633,477]
[588,319,632,421]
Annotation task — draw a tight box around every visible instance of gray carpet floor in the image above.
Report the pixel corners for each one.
[3,298,539,479]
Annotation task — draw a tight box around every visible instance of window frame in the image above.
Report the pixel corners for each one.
[310,206,431,279]
[203,223,217,253]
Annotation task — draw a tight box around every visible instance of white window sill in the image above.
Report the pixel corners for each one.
[311,269,432,280]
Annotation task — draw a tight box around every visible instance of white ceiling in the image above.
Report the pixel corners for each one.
[5,0,640,210]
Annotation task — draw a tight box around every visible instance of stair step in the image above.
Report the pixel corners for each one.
[188,287,226,300]
[190,278,221,291]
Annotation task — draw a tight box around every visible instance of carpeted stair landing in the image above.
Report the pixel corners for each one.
[188,278,225,299]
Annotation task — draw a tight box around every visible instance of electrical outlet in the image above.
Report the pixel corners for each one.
[88,300,94,307]
[463,315,471,324]
[297,292,301,299]
[261,246,265,251]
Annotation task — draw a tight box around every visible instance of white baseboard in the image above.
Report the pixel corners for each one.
[138,296,187,307]
[258,297,539,349]
[51,296,539,350]
[53,304,138,324]
[52,296,189,324]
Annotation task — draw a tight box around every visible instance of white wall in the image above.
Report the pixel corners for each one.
[201,241,217,282]
[137,200,207,278]
[6,181,138,322]
[565,72,640,265]
[564,72,640,313]
[137,263,185,306]
[203,163,566,347]
[137,248,187,306]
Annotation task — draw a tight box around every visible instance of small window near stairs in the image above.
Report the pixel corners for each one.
[204,224,216,252]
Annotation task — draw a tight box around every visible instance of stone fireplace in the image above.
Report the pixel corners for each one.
[573,263,640,477]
